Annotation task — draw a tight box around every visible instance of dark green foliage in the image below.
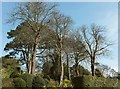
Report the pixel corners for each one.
[10,71,20,78]
[49,53,61,81]
[21,73,34,88]
[44,79,53,88]
[95,68,104,77]
[79,65,90,75]
[71,65,90,77]
[43,75,51,81]
[1,57,20,78]
[10,67,22,78]
[2,78,14,87]
[2,57,20,69]
[13,78,26,87]
[32,75,45,89]
[42,61,53,76]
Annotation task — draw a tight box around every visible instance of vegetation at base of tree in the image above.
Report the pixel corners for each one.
[1,57,20,78]
[95,68,104,77]
[13,78,26,87]
[20,73,34,88]
[32,74,45,88]
[2,78,14,87]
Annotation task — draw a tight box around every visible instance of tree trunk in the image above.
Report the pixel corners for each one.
[30,43,38,74]
[91,57,95,76]
[75,64,80,77]
[28,61,32,74]
[75,57,79,77]
[59,56,64,87]
[66,53,71,80]
[59,39,64,87]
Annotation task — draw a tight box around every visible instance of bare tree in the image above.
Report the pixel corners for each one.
[8,2,57,74]
[80,24,112,76]
[69,30,87,77]
[49,11,72,86]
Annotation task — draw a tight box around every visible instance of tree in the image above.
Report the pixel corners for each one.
[8,2,57,74]
[4,21,53,73]
[48,11,72,86]
[70,30,87,77]
[80,24,111,76]
[4,22,35,73]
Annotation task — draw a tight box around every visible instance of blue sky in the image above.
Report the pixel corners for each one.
[1,2,118,72]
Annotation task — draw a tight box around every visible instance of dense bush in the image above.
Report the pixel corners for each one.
[2,57,20,78]
[2,78,14,87]
[10,71,20,78]
[21,73,34,88]
[32,74,45,89]
[2,68,14,78]
[72,75,118,88]
[13,78,26,87]
[44,78,54,89]
[10,67,22,78]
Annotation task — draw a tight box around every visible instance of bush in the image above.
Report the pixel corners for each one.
[2,68,14,78]
[13,78,26,87]
[72,75,118,88]
[10,67,22,78]
[43,75,51,81]
[63,79,72,87]
[10,71,20,78]
[2,78,14,87]
[49,79,59,88]
[21,73,34,88]
[32,75,45,89]
[95,68,104,77]
[44,79,54,89]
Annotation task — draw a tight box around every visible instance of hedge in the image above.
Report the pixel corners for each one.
[72,75,119,88]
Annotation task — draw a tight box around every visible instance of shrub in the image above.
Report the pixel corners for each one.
[10,71,20,78]
[95,68,104,77]
[32,75,45,89]
[49,79,59,88]
[63,79,72,87]
[43,75,51,81]
[10,67,22,78]
[21,73,34,88]
[44,79,54,89]
[2,78,14,87]
[2,68,14,78]
[13,78,26,87]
